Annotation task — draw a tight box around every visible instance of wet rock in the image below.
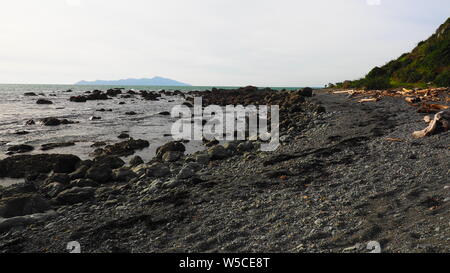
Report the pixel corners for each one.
[69,165,89,180]
[70,178,99,188]
[177,164,197,179]
[93,155,125,169]
[162,151,183,162]
[89,116,102,121]
[0,154,81,178]
[24,92,37,96]
[55,187,95,205]
[129,156,144,167]
[207,145,230,160]
[98,139,150,157]
[0,210,57,232]
[42,182,67,198]
[112,168,137,182]
[46,173,71,185]
[36,99,53,105]
[194,153,211,165]
[25,120,35,125]
[7,144,34,154]
[41,142,75,151]
[38,117,76,126]
[86,166,113,184]
[91,141,107,148]
[155,141,186,159]
[70,96,87,102]
[118,133,130,139]
[14,131,30,135]
[125,111,137,116]
[106,88,122,97]
[237,141,254,152]
[0,193,51,218]
[158,111,171,116]
[299,87,313,97]
[146,163,171,178]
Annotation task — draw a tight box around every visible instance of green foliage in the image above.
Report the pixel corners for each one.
[335,17,450,88]
[434,69,450,86]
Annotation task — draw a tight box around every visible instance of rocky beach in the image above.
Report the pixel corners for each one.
[0,86,449,253]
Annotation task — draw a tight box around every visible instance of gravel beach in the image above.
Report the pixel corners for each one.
[0,88,449,253]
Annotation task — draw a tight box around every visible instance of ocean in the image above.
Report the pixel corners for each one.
[0,84,301,185]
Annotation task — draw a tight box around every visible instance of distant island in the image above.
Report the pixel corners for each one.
[75,76,191,86]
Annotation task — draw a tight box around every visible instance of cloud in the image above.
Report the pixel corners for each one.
[0,0,448,86]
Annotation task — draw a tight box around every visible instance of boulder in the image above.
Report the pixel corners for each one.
[129,156,144,167]
[42,182,67,198]
[86,166,113,184]
[98,139,150,157]
[41,142,75,151]
[112,168,137,182]
[162,151,183,162]
[24,92,37,96]
[70,178,99,188]
[146,163,171,178]
[0,193,51,218]
[155,141,185,159]
[6,144,34,154]
[207,145,230,160]
[118,133,130,139]
[70,96,87,102]
[36,99,53,105]
[0,154,81,178]
[93,155,125,169]
[69,165,89,180]
[55,187,95,205]
[299,87,313,97]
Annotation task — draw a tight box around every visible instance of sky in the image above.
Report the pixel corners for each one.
[0,0,449,87]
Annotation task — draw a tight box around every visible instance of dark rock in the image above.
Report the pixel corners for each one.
[86,166,113,184]
[25,120,35,125]
[24,92,37,96]
[158,111,171,116]
[69,165,89,180]
[7,144,34,154]
[70,96,87,102]
[207,145,230,160]
[36,99,53,105]
[41,142,75,151]
[89,116,102,121]
[70,179,99,188]
[125,111,137,116]
[0,193,51,218]
[0,154,81,178]
[299,87,313,97]
[106,89,122,97]
[146,163,171,178]
[55,187,95,205]
[98,139,150,157]
[162,151,183,162]
[14,131,30,135]
[38,117,76,126]
[46,173,71,185]
[93,155,125,169]
[118,133,130,139]
[155,141,186,159]
[129,156,144,166]
[91,141,107,148]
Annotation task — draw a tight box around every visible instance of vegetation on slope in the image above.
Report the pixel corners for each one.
[333,17,450,89]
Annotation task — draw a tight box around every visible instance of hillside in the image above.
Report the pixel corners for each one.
[336,17,450,89]
[75,76,190,86]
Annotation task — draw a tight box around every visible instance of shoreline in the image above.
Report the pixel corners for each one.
[0,87,449,253]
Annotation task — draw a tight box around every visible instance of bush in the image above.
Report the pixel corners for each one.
[434,70,450,86]
[364,77,392,90]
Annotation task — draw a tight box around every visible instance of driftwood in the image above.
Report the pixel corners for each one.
[413,110,450,138]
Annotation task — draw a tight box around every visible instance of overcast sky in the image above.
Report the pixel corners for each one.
[0,0,448,87]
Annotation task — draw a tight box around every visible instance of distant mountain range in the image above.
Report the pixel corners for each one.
[75,76,190,86]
